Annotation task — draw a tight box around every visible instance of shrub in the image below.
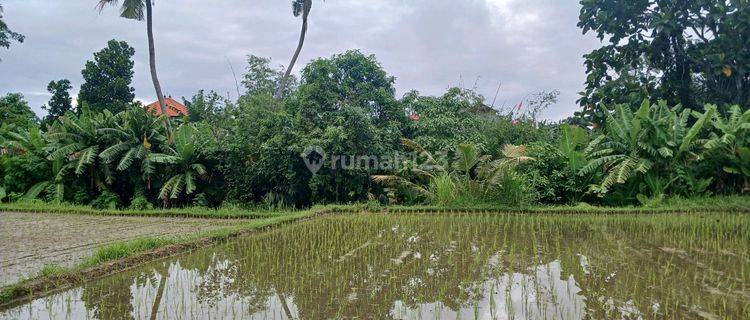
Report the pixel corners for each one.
[91,190,121,210]
[128,195,153,210]
[191,193,208,207]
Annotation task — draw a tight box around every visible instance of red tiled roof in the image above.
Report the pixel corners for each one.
[145,97,189,117]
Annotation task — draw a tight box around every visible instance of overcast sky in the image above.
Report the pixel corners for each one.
[0,0,600,120]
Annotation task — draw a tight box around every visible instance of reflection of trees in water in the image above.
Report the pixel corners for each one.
[50,214,748,319]
[80,260,170,320]
[184,215,586,318]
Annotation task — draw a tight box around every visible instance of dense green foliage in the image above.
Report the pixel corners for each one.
[0,93,36,130]
[2,0,750,209]
[41,79,73,127]
[0,3,24,55]
[2,47,749,209]
[577,0,750,126]
[77,40,136,114]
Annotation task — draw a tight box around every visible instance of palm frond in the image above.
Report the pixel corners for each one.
[149,153,180,164]
[159,175,180,200]
[170,175,185,199]
[184,171,196,195]
[75,146,99,175]
[24,181,50,200]
[48,143,84,160]
[99,141,131,163]
[116,147,138,171]
[680,105,714,152]
[191,163,207,175]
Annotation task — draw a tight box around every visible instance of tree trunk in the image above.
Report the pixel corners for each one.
[274,0,311,103]
[146,0,171,138]
[149,271,167,320]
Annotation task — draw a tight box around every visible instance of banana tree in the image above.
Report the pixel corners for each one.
[23,158,65,202]
[46,110,114,190]
[373,140,533,205]
[1,125,45,156]
[558,124,589,172]
[149,125,207,206]
[705,105,750,191]
[99,107,166,182]
[580,100,715,198]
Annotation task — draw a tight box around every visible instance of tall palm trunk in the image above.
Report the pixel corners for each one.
[145,0,171,138]
[274,0,311,103]
[149,270,167,320]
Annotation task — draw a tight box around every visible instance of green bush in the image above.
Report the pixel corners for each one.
[128,195,153,210]
[91,190,121,210]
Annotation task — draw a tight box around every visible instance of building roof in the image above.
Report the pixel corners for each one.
[145,97,189,117]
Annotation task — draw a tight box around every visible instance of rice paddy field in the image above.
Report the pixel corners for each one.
[1,212,748,319]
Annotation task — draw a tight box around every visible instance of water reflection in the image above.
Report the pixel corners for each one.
[2,214,747,319]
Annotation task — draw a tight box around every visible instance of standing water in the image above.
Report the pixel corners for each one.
[1,213,748,319]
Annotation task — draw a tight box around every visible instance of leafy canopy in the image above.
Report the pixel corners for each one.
[78,40,136,114]
[0,93,36,130]
[0,3,24,54]
[42,79,74,127]
[578,0,750,117]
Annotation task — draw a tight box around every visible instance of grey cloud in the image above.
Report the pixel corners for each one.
[0,0,600,120]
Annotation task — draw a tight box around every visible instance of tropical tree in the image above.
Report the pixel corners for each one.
[99,107,166,182]
[42,79,74,127]
[275,0,313,101]
[1,125,49,198]
[242,55,286,98]
[0,93,36,130]
[705,105,750,192]
[78,40,136,114]
[373,140,534,206]
[46,110,115,191]
[22,158,65,203]
[580,100,716,201]
[1,125,46,157]
[578,0,750,111]
[149,125,207,205]
[97,0,171,136]
[0,3,24,59]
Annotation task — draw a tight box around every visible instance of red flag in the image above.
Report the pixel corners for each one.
[516,102,523,111]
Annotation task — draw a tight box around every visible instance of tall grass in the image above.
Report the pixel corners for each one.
[0,200,297,219]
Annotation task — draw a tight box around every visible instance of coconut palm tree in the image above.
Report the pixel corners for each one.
[274,0,313,101]
[96,0,171,136]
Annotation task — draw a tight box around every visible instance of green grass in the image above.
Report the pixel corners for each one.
[0,200,297,219]
[343,195,750,214]
[1,195,747,220]
[37,264,66,278]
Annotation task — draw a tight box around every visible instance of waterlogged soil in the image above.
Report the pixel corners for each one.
[2,213,749,319]
[0,211,240,287]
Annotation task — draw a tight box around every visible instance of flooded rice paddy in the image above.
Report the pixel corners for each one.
[1,213,748,319]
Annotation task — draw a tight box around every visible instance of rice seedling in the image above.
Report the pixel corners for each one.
[1,212,748,319]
